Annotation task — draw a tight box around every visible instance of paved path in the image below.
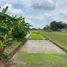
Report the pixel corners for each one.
[9,40,66,67]
[20,40,66,55]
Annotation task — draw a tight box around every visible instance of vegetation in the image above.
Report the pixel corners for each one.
[12,17,30,40]
[9,30,67,67]
[26,30,67,67]
[39,30,67,51]
[30,34,45,40]
[0,6,30,54]
[29,30,46,40]
[0,6,67,67]
[4,39,21,55]
[17,53,67,67]
[43,21,67,31]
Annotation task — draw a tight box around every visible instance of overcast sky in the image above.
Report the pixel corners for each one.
[0,0,67,28]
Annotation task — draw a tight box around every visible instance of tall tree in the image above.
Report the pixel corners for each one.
[50,21,65,31]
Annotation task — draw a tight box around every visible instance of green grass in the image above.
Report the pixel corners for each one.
[9,30,67,67]
[13,30,67,67]
[53,32,67,36]
[30,33,46,40]
[17,53,67,67]
[39,30,67,51]
[29,30,47,40]
[4,39,21,55]
[30,30,67,51]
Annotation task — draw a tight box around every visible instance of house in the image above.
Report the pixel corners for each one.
[61,29,67,32]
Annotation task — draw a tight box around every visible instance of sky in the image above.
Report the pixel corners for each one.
[0,0,67,28]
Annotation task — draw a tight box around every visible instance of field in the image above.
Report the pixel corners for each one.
[39,30,67,51]
[10,53,67,67]
[29,31,46,40]
[20,54,67,67]
[10,30,67,67]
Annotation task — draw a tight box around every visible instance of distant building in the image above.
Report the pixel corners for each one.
[61,29,67,32]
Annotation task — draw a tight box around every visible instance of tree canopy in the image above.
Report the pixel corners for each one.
[0,6,30,50]
[50,21,66,31]
[43,21,67,31]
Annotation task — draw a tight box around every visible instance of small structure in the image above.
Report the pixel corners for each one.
[61,29,67,32]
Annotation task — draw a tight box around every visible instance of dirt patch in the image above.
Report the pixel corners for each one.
[0,61,5,67]
[20,40,66,55]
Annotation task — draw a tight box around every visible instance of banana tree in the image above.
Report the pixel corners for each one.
[12,16,30,40]
[0,6,14,53]
[0,6,30,54]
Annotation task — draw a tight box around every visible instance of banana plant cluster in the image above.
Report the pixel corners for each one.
[0,6,30,53]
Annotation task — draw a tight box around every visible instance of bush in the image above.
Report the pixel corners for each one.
[0,6,30,53]
[0,41,5,49]
[12,30,26,40]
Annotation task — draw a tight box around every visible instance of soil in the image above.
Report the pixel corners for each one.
[20,40,66,54]
[0,61,5,67]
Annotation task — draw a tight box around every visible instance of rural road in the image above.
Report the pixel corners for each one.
[9,40,66,67]
[20,40,66,55]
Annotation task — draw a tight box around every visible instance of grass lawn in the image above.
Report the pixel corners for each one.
[39,30,67,51]
[29,30,47,40]
[16,53,67,67]
[30,33,46,40]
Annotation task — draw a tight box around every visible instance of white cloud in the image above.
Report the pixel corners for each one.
[0,0,67,28]
[0,0,31,8]
[30,0,55,10]
[1,3,25,17]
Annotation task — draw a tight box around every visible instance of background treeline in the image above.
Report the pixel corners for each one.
[43,21,67,31]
